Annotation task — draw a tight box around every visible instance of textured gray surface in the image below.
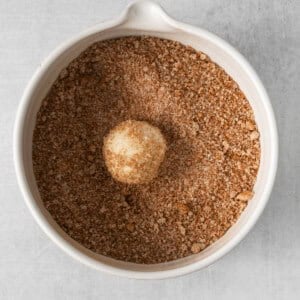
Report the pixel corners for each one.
[0,0,299,299]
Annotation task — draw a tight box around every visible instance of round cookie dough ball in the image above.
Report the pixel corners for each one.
[103,120,167,184]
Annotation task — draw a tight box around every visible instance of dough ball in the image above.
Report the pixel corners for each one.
[103,120,167,184]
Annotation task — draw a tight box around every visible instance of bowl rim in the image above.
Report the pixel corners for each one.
[13,0,278,279]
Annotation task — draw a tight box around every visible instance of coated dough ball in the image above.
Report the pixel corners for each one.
[103,120,167,184]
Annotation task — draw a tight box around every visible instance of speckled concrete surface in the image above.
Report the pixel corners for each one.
[1,0,299,299]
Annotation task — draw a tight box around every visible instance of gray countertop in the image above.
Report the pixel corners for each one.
[1,0,299,299]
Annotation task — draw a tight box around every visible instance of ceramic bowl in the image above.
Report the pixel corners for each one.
[14,0,278,279]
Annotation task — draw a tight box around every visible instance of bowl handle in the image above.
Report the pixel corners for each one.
[119,0,175,32]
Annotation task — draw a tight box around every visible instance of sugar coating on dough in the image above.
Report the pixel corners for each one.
[103,120,167,184]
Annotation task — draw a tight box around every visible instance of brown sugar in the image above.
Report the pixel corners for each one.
[32,36,260,264]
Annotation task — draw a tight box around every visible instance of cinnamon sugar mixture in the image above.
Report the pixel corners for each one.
[32,36,260,263]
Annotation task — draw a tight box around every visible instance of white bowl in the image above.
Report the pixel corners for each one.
[14,0,278,279]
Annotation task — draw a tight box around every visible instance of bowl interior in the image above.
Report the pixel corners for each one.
[17,24,276,276]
